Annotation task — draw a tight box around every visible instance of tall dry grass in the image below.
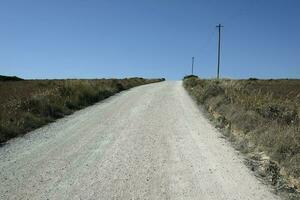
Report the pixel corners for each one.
[0,78,164,143]
[183,76,300,194]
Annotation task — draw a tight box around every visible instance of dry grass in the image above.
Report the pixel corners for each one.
[183,76,300,195]
[0,77,164,143]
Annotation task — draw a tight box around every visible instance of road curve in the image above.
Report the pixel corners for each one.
[0,81,279,200]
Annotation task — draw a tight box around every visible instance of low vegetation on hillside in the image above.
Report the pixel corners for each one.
[0,75,23,81]
[0,77,164,143]
[183,76,300,197]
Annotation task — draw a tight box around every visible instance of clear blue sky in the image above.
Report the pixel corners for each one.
[1,0,299,80]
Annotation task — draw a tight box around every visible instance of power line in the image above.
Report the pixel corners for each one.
[198,29,217,56]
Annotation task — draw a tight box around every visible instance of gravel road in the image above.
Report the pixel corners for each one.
[0,81,280,200]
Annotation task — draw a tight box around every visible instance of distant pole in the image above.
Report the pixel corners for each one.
[216,24,224,79]
[191,56,194,75]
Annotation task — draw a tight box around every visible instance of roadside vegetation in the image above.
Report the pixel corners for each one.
[0,77,164,143]
[183,76,300,198]
[0,75,23,81]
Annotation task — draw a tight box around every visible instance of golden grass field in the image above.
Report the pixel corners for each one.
[183,76,300,196]
[0,77,164,143]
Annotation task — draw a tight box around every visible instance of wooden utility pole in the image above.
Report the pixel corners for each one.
[191,56,194,75]
[216,24,223,79]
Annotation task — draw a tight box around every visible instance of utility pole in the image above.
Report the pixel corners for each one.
[191,56,194,75]
[216,24,224,79]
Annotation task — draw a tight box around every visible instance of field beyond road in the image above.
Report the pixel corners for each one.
[0,77,163,143]
[183,77,300,198]
[0,81,279,200]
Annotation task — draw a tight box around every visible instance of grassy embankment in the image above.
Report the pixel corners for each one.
[0,77,164,143]
[183,76,300,197]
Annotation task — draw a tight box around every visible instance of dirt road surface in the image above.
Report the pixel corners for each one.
[0,81,280,200]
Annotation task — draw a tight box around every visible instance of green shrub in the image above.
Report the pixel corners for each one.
[183,75,198,80]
